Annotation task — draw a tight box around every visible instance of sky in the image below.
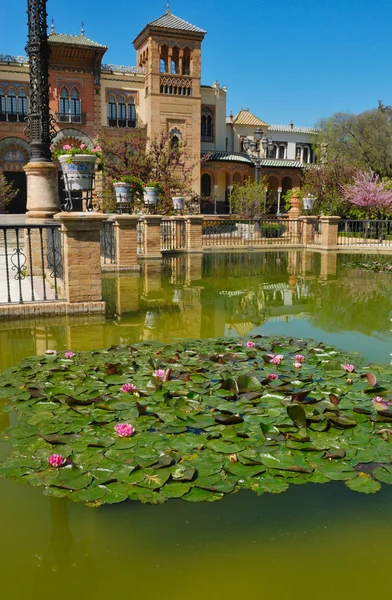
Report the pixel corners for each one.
[1,0,391,127]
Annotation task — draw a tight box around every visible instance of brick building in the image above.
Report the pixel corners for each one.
[0,9,317,213]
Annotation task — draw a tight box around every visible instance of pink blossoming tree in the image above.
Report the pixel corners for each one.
[343,170,392,218]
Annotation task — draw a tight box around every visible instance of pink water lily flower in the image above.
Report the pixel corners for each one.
[268,373,278,380]
[64,351,75,359]
[45,349,57,355]
[343,363,355,373]
[293,362,302,369]
[114,423,135,437]
[270,355,283,365]
[153,369,166,379]
[48,454,65,468]
[246,341,256,348]
[121,383,136,393]
[294,354,305,363]
[372,396,390,409]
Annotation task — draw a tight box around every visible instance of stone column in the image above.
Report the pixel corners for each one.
[53,212,105,305]
[185,215,204,252]
[114,215,139,270]
[300,216,319,245]
[320,216,340,249]
[139,215,163,259]
[24,162,60,218]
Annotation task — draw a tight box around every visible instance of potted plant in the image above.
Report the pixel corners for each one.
[143,181,164,206]
[113,175,143,205]
[52,143,101,192]
[172,196,185,211]
[303,195,316,210]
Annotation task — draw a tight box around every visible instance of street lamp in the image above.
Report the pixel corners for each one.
[227,185,234,214]
[277,186,283,217]
[213,184,219,215]
[242,128,272,183]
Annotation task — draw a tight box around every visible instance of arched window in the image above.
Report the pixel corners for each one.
[108,94,117,126]
[118,95,127,127]
[0,87,5,120]
[182,50,191,75]
[59,87,69,118]
[70,88,81,122]
[7,89,17,121]
[201,108,214,141]
[17,89,27,117]
[127,98,136,127]
[171,135,179,150]
[160,46,168,73]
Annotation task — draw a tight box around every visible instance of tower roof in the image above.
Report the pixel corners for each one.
[232,109,268,127]
[147,11,206,33]
[48,32,107,49]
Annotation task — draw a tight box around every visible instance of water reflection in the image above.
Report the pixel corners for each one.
[1,250,392,374]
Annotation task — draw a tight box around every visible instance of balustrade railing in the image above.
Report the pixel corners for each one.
[338,220,392,246]
[100,220,116,264]
[0,223,64,304]
[161,219,186,251]
[202,218,303,247]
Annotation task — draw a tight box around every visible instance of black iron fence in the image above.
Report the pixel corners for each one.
[100,220,116,264]
[161,219,186,251]
[0,223,64,304]
[202,218,303,247]
[338,220,392,246]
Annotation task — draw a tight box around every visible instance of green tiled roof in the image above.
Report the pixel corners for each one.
[148,11,206,33]
[48,33,107,49]
[260,159,303,168]
[268,124,318,134]
[202,151,254,165]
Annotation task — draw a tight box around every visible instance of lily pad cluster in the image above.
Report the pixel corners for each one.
[1,336,392,506]
[342,260,392,272]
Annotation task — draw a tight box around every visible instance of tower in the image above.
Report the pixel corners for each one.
[133,9,206,192]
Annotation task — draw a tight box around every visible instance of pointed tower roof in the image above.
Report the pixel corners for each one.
[48,32,107,49]
[133,10,206,48]
[147,11,206,33]
[232,109,268,128]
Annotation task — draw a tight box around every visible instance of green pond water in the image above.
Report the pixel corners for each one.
[1,250,392,600]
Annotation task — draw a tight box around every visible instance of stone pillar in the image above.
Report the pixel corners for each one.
[301,216,319,245]
[139,215,163,259]
[53,212,105,304]
[320,216,340,248]
[114,215,139,270]
[24,162,60,218]
[185,215,204,252]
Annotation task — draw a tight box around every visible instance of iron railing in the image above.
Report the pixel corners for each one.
[137,220,144,254]
[202,218,303,247]
[0,111,28,123]
[55,112,87,124]
[338,220,392,246]
[161,219,186,251]
[0,223,64,304]
[100,221,116,264]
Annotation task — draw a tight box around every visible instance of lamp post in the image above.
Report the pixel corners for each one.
[228,184,233,214]
[242,128,274,183]
[213,184,219,215]
[24,0,60,217]
[277,186,282,217]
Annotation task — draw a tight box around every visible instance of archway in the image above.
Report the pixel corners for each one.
[0,137,30,213]
[266,176,279,214]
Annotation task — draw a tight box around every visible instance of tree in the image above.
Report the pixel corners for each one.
[342,170,392,218]
[0,173,18,212]
[98,132,197,213]
[316,102,392,177]
[231,179,269,218]
[301,157,357,216]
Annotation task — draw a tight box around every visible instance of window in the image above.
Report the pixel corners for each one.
[182,51,191,75]
[58,87,84,123]
[107,94,136,128]
[59,87,69,116]
[70,88,81,121]
[171,135,179,150]
[278,145,286,159]
[0,86,29,122]
[201,108,214,141]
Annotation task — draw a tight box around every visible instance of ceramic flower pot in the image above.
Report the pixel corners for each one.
[143,187,159,205]
[59,154,97,192]
[303,197,316,210]
[172,196,185,211]
[113,182,133,204]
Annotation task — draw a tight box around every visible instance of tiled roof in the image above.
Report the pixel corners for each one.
[148,11,206,33]
[202,151,254,165]
[268,124,318,134]
[48,33,107,49]
[260,159,303,168]
[232,109,268,127]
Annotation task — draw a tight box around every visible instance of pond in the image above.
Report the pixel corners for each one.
[1,250,392,600]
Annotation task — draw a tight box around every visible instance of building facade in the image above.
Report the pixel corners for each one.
[0,9,317,213]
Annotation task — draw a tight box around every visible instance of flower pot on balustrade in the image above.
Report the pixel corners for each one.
[113,182,133,204]
[59,154,97,192]
[143,187,159,206]
[172,196,185,212]
[303,197,316,211]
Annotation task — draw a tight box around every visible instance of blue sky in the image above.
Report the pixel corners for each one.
[1,0,391,127]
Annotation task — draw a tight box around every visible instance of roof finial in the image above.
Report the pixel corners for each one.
[166,1,170,13]
[81,22,85,36]
[50,18,55,34]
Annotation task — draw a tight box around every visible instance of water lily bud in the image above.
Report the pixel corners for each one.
[346,378,353,385]
[229,453,238,463]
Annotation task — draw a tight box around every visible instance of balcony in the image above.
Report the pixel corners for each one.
[56,112,87,124]
[0,112,27,123]
[108,118,136,129]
